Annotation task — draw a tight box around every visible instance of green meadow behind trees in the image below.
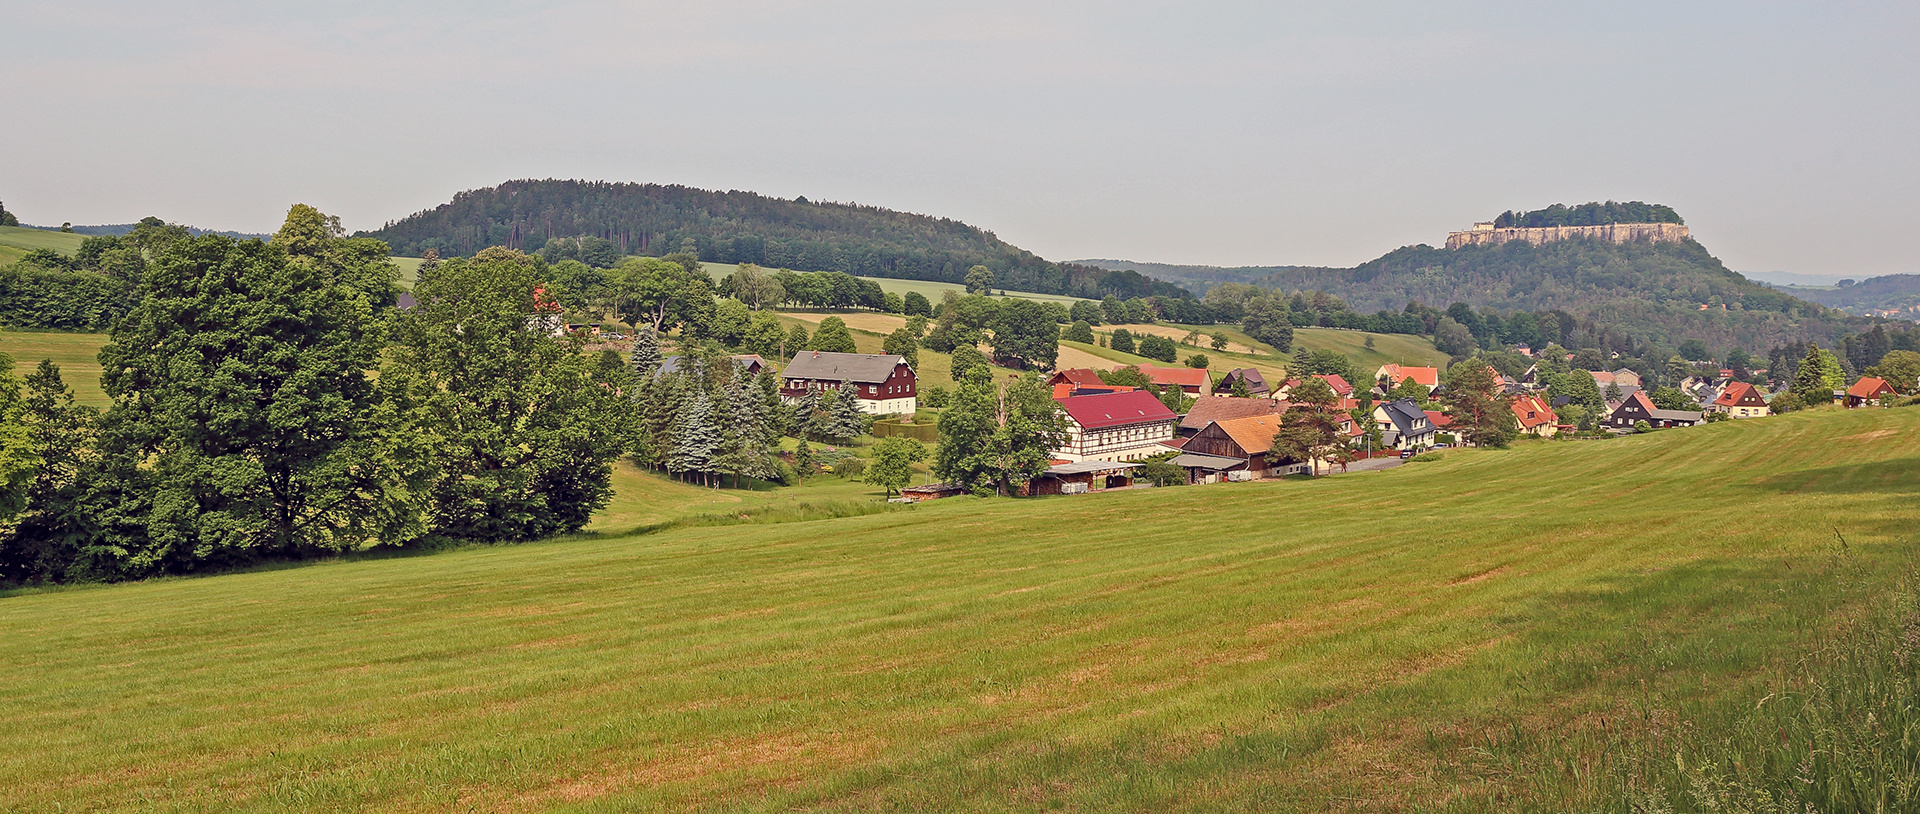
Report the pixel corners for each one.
[3,407,1916,811]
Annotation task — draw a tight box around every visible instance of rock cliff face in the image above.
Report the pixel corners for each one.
[1445,222,1689,250]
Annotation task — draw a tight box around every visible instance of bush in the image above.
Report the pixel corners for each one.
[1138,334,1178,362]
[1064,320,1094,343]
[1770,391,1804,414]
[1183,353,1209,369]
[1134,456,1186,487]
[834,457,866,479]
[921,386,950,408]
[1408,451,1444,463]
[1633,419,1653,433]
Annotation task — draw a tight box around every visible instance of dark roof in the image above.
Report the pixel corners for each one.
[1379,398,1429,435]
[1219,368,1270,392]
[782,351,909,384]
[1649,408,1703,422]
[1179,396,1281,432]
[394,291,418,310]
[1168,452,1246,471]
[1057,390,1178,430]
[660,354,769,377]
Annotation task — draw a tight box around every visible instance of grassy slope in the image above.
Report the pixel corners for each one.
[0,331,110,406]
[5,408,1915,811]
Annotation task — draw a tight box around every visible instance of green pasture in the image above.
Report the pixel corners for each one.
[0,224,89,256]
[0,330,110,406]
[4,407,1915,811]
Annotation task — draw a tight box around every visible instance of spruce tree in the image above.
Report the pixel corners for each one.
[629,326,663,377]
[670,380,721,487]
[755,369,788,440]
[830,381,872,440]
[793,438,815,479]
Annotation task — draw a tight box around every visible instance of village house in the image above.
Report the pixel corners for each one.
[1509,394,1558,437]
[780,351,917,414]
[1372,398,1438,451]
[1052,390,1179,462]
[1276,373,1353,399]
[1709,382,1770,418]
[1133,364,1213,396]
[1606,391,1702,429]
[1375,364,1439,392]
[659,354,769,377]
[1215,368,1270,397]
[1844,376,1896,408]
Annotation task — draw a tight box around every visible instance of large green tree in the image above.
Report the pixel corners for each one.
[91,205,404,569]
[866,436,927,497]
[989,299,1059,370]
[1791,343,1846,406]
[1441,361,1517,447]
[1865,350,1920,395]
[0,361,96,583]
[808,316,858,353]
[385,247,633,540]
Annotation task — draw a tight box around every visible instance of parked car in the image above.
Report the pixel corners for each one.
[1432,443,1451,449]
[1399,449,1415,459]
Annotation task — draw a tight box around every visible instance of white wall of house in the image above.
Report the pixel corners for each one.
[1054,419,1177,462]
[860,396,918,415]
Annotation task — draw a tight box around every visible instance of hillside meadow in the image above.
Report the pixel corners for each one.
[3,407,1915,811]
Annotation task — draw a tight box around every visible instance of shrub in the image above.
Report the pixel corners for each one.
[1633,419,1653,433]
[834,457,866,479]
[1408,451,1444,463]
[1183,353,1209,369]
[922,386,950,408]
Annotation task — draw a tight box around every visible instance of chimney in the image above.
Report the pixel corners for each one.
[812,350,819,358]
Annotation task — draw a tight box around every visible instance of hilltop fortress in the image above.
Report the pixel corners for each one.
[1446,221,1690,250]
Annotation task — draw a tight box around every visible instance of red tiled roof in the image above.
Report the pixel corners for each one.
[1847,377,1893,399]
[1509,394,1557,429]
[1211,414,1285,456]
[1052,383,1134,400]
[1713,382,1766,407]
[1423,409,1454,428]
[1057,390,1178,430]
[1133,364,1210,388]
[1179,395,1281,432]
[1049,368,1104,386]
[1379,364,1439,388]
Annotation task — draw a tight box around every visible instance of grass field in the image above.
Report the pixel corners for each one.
[0,224,89,256]
[4,407,1914,811]
[699,262,1088,307]
[0,330,110,406]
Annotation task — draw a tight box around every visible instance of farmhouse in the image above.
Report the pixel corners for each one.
[660,354,769,377]
[781,351,917,414]
[1052,390,1179,462]
[1607,391,1702,429]
[1047,368,1105,388]
[1177,395,1283,437]
[1845,377,1896,408]
[1709,382,1770,418]
[1181,414,1288,478]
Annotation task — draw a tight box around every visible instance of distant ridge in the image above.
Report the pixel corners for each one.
[23,223,269,240]
[363,179,1193,301]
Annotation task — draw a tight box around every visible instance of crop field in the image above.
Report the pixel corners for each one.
[4,407,1914,811]
[0,330,111,406]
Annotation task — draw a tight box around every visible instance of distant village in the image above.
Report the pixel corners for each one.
[762,344,1910,503]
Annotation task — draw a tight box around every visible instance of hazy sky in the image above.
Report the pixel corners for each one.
[4,2,1916,278]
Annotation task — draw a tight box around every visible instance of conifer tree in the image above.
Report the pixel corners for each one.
[629,326,663,377]
[793,437,815,479]
[830,381,872,440]
[755,369,788,440]
[669,371,721,487]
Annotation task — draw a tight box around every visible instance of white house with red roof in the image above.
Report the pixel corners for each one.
[1509,394,1559,437]
[1845,377,1896,408]
[1052,390,1179,462]
[1709,382,1769,418]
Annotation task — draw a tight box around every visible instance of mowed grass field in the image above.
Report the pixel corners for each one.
[4,407,1916,811]
[0,330,111,406]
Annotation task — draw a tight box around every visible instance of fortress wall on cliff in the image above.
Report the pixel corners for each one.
[1445,222,1689,250]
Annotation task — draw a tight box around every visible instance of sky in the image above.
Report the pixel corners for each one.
[3,1,1917,280]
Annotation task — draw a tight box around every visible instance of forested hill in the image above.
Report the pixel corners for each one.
[1254,237,1868,351]
[1777,274,1920,318]
[1072,258,1340,294]
[361,179,1191,300]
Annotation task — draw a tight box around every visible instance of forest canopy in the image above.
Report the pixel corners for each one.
[1491,201,1684,228]
[361,179,1193,302]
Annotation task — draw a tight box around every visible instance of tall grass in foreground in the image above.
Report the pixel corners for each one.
[1616,547,1920,813]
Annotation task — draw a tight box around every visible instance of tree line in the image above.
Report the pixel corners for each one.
[0,207,632,584]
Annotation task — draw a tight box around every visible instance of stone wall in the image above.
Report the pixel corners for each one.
[1445,222,1689,250]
